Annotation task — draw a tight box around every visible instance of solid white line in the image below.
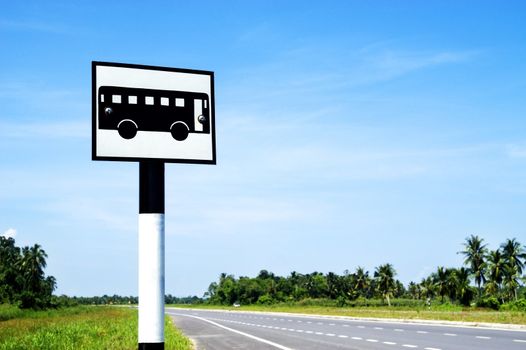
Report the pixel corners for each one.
[171,313,294,350]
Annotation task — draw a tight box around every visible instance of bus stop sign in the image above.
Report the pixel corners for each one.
[92,61,215,164]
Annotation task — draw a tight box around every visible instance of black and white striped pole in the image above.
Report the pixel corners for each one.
[138,161,165,350]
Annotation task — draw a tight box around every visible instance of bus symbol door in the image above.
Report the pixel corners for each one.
[194,99,203,132]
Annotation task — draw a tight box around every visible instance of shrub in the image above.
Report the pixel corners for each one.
[476,296,501,310]
[500,299,526,312]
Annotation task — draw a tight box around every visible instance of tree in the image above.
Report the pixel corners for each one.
[460,235,487,297]
[354,266,370,298]
[485,249,505,301]
[453,267,474,306]
[374,264,396,306]
[501,238,526,301]
[434,267,450,302]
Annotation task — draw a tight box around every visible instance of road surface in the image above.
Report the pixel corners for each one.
[167,308,526,350]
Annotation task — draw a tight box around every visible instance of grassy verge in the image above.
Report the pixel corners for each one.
[0,305,192,350]
[168,303,526,325]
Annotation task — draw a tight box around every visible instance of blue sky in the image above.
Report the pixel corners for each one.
[1,1,525,297]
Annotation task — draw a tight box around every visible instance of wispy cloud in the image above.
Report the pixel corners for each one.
[2,228,16,239]
[367,49,478,82]
[0,120,89,139]
[0,19,69,34]
[506,144,526,158]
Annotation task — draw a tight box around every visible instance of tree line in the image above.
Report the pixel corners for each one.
[0,236,56,309]
[204,236,526,309]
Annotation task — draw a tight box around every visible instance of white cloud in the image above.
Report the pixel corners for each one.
[2,228,16,239]
[506,144,526,158]
[0,120,89,139]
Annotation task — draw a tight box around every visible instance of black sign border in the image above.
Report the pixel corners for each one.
[92,61,216,165]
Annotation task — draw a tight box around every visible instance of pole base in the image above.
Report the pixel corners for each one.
[138,343,164,350]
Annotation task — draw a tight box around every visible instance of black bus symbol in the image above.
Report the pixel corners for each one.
[98,86,211,141]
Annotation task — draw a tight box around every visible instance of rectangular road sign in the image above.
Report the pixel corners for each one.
[92,61,215,164]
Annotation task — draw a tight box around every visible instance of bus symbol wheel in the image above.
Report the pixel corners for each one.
[170,122,189,141]
[117,119,138,139]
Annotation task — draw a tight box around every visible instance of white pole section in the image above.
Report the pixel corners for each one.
[138,213,165,344]
[138,161,165,350]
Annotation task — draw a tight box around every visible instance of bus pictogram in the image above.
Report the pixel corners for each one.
[98,86,211,141]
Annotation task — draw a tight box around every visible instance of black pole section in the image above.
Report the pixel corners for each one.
[139,161,165,214]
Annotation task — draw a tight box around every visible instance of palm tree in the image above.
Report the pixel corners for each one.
[485,249,505,300]
[420,276,436,300]
[501,238,526,301]
[374,264,396,306]
[354,266,370,297]
[502,264,520,302]
[459,235,487,297]
[20,244,48,292]
[453,267,474,306]
[434,267,450,302]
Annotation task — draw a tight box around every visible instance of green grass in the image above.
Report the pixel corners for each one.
[0,305,192,350]
[168,303,526,325]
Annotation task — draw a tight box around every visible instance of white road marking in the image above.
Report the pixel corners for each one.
[403,345,418,348]
[171,313,294,350]
[305,331,313,334]
[424,348,441,350]
[357,325,365,329]
[383,341,397,345]
[444,333,457,336]
[374,327,383,330]
[315,332,323,335]
[338,335,348,338]
[329,323,336,326]
[351,337,363,340]
[395,329,404,332]
[326,333,335,337]
[366,339,379,342]
[514,339,526,343]
[417,331,428,334]
[476,336,491,339]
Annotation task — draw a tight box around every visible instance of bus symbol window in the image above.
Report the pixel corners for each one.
[98,86,211,141]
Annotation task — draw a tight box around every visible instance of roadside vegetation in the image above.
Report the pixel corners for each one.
[0,305,192,350]
[0,237,56,309]
[199,236,526,320]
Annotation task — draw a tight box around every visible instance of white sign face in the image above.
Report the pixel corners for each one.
[92,62,215,164]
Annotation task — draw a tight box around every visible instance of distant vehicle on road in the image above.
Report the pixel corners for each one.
[233,302,240,308]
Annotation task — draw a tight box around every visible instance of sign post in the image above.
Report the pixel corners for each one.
[138,161,165,349]
[92,62,215,350]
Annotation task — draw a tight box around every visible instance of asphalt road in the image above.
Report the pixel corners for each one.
[167,308,526,350]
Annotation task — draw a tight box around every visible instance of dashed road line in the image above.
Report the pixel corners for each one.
[443,333,457,336]
[513,339,526,343]
[476,336,491,339]
[402,345,418,348]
